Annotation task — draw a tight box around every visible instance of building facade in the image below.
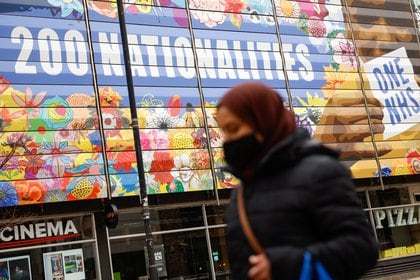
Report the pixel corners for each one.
[0,0,419,279]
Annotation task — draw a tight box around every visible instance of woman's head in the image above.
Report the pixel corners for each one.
[215,83,296,176]
[216,82,296,148]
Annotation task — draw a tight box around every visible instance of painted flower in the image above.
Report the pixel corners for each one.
[43,188,67,203]
[4,132,32,148]
[322,65,359,99]
[169,130,194,149]
[330,32,358,69]
[142,150,154,172]
[191,128,210,148]
[225,0,248,26]
[0,76,10,94]
[87,0,118,18]
[65,176,101,200]
[407,149,420,174]
[13,180,46,205]
[19,148,45,175]
[308,16,326,37]
[0,156,19,171]
[392,162,411,176]
[11,87,46,108]
[275,0,300,23]
[0,182,18,206]
[99,87,122,107]
[40,96,73,129]
[149,151,175,183]
[109,151,136,172]
[139,131,152,150]
[146,108,185,129]
[48,0,84,17]
[192,149,211,169]
[296,92,327,107]
[40,140,81,177]
[298,0,328,20]
[171,153,200,191]
[189,0,227,28]
[166,179,184,193]
[100,108,126,137]
[0,105,25,132]
[145,173,160,194]
[148,129,169,149]
[295,115,313,135]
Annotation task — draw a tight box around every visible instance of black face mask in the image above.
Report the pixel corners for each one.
[223,134,264,174]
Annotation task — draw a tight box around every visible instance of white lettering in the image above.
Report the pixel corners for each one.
[373,206,420,229]
[0,220,79,243]
[174,37,195,79]
[196,39,216,79]
[272,43,285,80]
[38,28,62,75]
[296,44,313,81]
[0,227,14,242]
[20,224,35,239]
[247,41,260,79]
[128,34,147,77]
[64,30,88,76]
[64,220,78,235]
[374,209,386,229]
[11,26,37,74]
[217,40,236,80]
[35,223,47,238]
[99,32,123,76]
[256,42,273,80]
[162,36,175,78]
[394,208,406,226]
[407,207,418,225]
[142,35,160,77]
[283,44,298,80]
[233,41,250,79]
[47,220,63,236]
[11,28,316,83]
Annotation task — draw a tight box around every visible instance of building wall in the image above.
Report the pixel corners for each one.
[0,0,419,279]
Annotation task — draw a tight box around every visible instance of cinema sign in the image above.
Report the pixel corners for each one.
[0,220,81,249]
[373,205,420,229]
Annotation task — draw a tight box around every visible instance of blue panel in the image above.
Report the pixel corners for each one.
[0,61,92,85]
[0,15,87,39]
[201,87,288,104]
[124,6,188,28]
[0,1,85,20]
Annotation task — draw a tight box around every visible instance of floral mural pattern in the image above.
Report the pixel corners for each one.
[0,0,418,206]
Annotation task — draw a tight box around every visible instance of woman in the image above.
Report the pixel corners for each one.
[216,82,378,279]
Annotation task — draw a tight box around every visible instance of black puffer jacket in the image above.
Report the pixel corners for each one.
[226,128,378,279]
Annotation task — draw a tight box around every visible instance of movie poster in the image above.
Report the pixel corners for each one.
[43,249,84,280]
[0,255,31,280]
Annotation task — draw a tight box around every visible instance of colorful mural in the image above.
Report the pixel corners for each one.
[0,0,418,206]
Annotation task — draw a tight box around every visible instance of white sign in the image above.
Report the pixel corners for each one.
[373,206,420,229]
[0,220,78,242]
[364,47,420,139]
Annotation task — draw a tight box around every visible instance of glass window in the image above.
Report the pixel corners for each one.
[154,206,204,231]
[206,204,228,225]
[110,229,211,279]
[0,243,98,280]
[209,228,231,280]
